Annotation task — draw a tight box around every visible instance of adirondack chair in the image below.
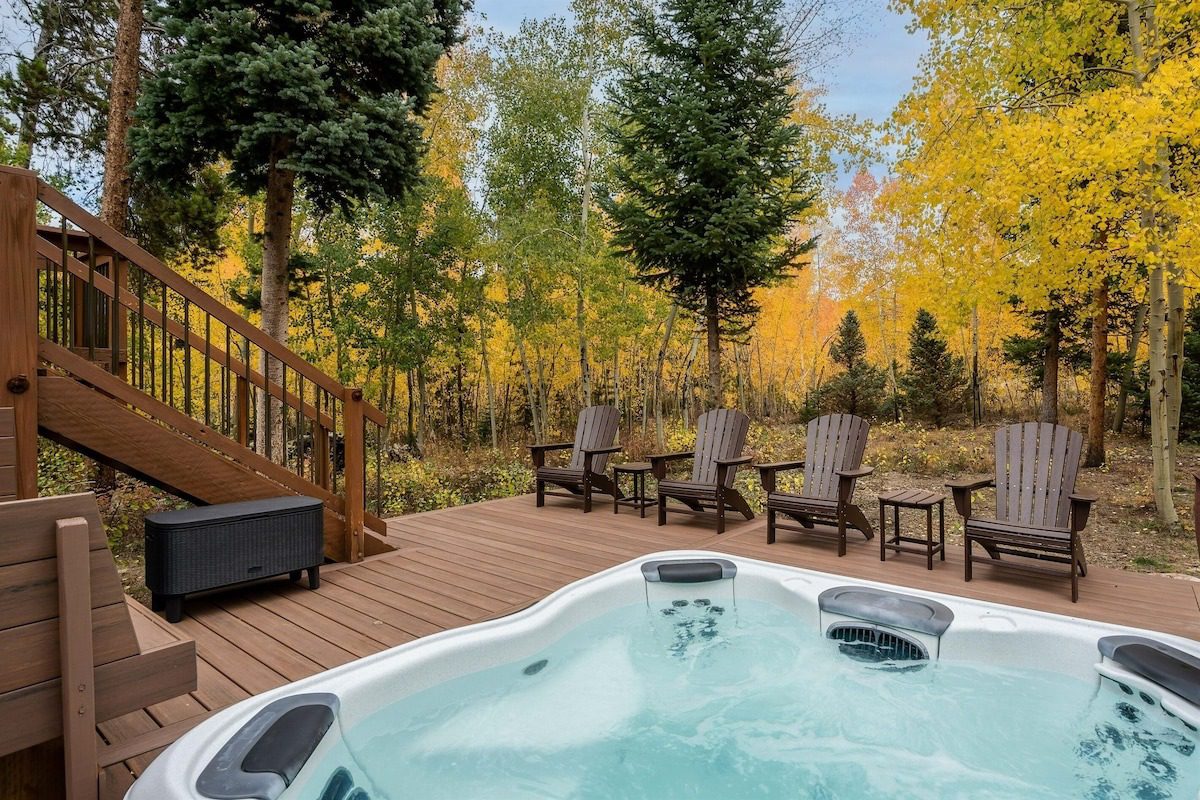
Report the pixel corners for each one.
[651,409,754,534]
[0,493,196,799]
[531,405,622,513]
[757,414,875,556]
[947,422,1096,602]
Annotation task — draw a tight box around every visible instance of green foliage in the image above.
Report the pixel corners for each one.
[132,0,468,210]
[0,0,114,165]
[602,0,818,324]
[129,167,234,269]
[819,310,887,417]
[900,308,968,427]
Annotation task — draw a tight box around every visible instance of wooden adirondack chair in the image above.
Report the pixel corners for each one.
[757,413,874,556]
[651,409,754,534]
[531,405,622,513]
[0,493,196,799]
[947,422,1096,602]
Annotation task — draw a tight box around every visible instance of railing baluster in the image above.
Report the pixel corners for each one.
[160,281,169,401]
[375,423,382,515]
[264,352,273,460]
[222,323,231,437]
[85,237,96,361]
[137,268,146,390]
[182,297,192,414]
[204,315,213,427]
[110,257,122,374]
[297,373,305,477]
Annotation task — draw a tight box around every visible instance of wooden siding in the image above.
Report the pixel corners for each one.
[97,493,1200,796]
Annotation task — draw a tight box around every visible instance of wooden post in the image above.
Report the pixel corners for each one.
[56,516,97,800]
[343,388,365,562]
[0,166,40,500]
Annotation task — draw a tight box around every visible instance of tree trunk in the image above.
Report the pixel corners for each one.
[99,0,143,233]
[481,318,498,449]
[1167,280,1185,475]
[1085,280,1109,467]
[255,141,295,461]
[705,291,721,409]
[515,335,541,443]
[1128,0,1177,524]
[577,103,593,407]
[1114,302,1146,432]
[654,305,678,448]
[1039,309,1060,424]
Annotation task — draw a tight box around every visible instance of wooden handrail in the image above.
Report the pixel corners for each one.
[35,180,387,427]
[35,237,337,430]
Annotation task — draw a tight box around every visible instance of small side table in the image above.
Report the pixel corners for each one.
[613,462,655,517]
[879,489,946,570]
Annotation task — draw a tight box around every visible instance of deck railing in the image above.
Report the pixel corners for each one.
[1,166,386,560]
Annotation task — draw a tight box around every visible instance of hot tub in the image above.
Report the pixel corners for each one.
[128,551,1200,799]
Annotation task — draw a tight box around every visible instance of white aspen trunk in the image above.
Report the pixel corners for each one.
[482,318,498,449]
[515,334,542,444]
[1128,0,1178,524]
[577,103,593,407]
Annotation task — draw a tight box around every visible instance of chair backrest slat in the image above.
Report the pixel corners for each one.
[691,409,750,487]
[567,405,621,473]
[994,422,1083,528]
[802,414,869,500]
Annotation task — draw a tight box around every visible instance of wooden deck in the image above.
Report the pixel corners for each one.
[98,493,1200,796]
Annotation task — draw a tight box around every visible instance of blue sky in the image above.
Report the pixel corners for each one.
[469,1,928,129]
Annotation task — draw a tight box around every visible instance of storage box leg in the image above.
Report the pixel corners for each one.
[307,566,320,590]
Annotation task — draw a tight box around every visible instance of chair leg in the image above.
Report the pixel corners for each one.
[926,506,934,571]
[536,479,545,507]
[878,500,886,562]
[837,510,846,557]
[583,477,592,513]
[964,534,973,582]
[767,508,776,544]
[716,492,726,534]
[1071,556,1079,603]
[657,493,667,526]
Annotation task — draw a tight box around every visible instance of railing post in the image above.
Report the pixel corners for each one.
[0,166,40,500]
[343,387,365,562]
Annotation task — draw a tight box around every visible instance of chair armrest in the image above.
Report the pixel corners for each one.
[945,477,994,519]
[715,455,752,488]
[715,455,753,467]
[757,460,804,493]
[756,460,806,472]
[945,477,994,491]
[649,451,694,479]
[529,441,574,468]
[837,466,873,479]
[1069,493,1097,532]
[582,445,623,456]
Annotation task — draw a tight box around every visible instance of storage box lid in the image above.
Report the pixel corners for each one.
[145,496,324,529]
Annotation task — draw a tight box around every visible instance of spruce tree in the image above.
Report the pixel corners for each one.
[821,311,886,417]
[901,308,968,427]
[132,0,466,355]
[603,0,816,409]
[132,0,465,455]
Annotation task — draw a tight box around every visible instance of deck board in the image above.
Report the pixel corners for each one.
[101,493,1200,796]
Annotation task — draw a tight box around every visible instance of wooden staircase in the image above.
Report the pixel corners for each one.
[0,165,391,562]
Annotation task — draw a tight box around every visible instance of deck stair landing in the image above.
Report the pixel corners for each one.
[0,164,390,561]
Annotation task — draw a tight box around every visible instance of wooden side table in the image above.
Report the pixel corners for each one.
[613,462,655,517]
[879,489,946,570]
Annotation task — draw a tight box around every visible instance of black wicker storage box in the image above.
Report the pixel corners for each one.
[145,496,324,622]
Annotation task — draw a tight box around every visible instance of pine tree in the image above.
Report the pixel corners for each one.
[901,309,968,427]
[132,0,465,454]
[603,0,816,409]
[820,311,886,417]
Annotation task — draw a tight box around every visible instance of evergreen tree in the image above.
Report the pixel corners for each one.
[901,309,968,427]
[132,0,466,358]
[603,0,816,409]
[132,0,465,455]
[820,310,886,417]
